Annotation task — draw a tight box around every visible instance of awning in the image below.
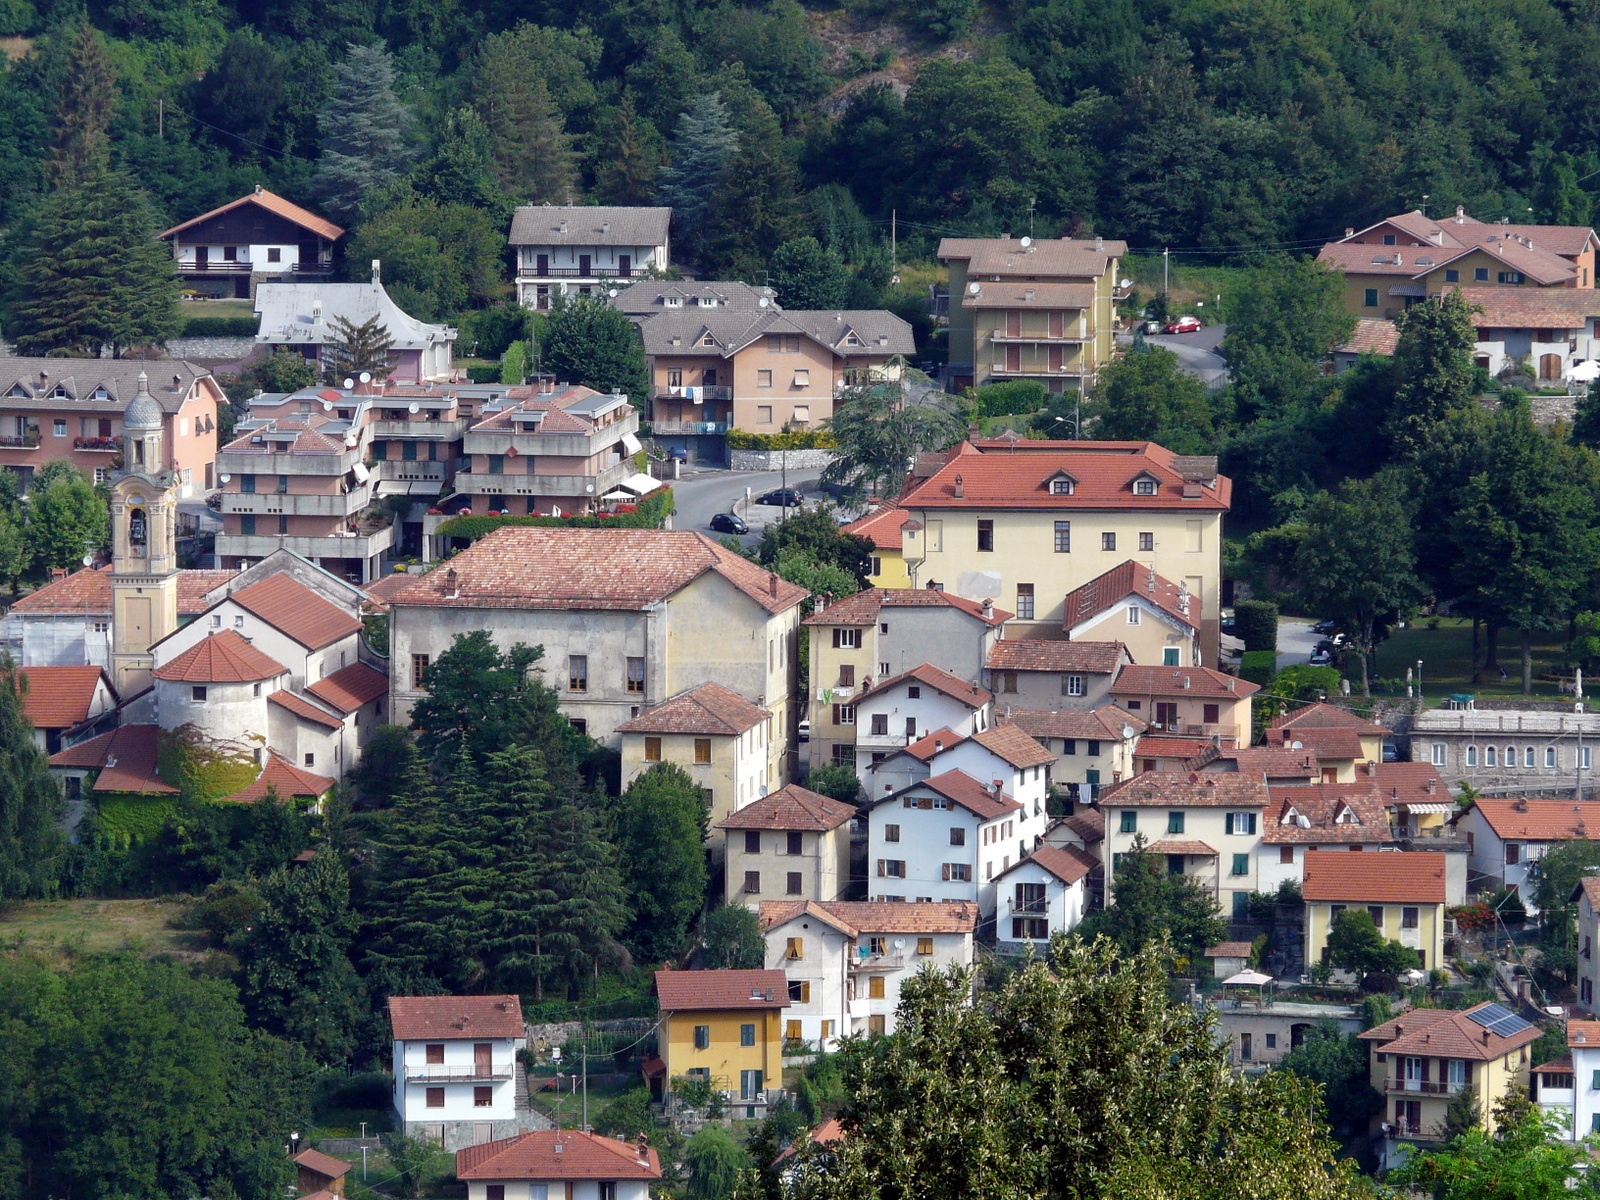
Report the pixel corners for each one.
[350,462,370,483]
[376,480,438,497]
[621,432,642,454]
[1388,284,1426,297]
[1402,802,1456,815]
[600,490,633,501]
[619,473,661,496]
[1224,970,1273,986]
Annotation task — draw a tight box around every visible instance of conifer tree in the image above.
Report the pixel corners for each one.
[594,95,664,206]
[699,82,805,278]
[0,659,66,900]
[314,43,416,220]
[472,29,577,204]
[655,93,738,258]
[48,23,115,183]
[322,314,394,382]
[613,763,708,963]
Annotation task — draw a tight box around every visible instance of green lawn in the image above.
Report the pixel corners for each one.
[1368,618,1580,703]
[174,299,256,329]
[0,897,203,957]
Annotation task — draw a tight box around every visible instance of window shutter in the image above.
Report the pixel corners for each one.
[832,629,842,649]
[942,863,951,881]
[801,981,811,1003]
[1420,1059,1430,1082]
[877,859,885,876]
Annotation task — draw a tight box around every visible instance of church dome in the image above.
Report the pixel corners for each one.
[123,371,163,431]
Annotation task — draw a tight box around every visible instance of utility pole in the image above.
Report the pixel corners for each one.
[582,1042,589,1131]
[1028,197,1036,240]
[1578,669,1587,801]
[1163,247,1170,300]
[158,97,163,138]
[890,209,897,279]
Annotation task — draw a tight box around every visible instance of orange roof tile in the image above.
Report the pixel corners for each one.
[1569,1021,1600,1048]
[1302,850,1446,903]
[968,722,1055,769]
[854,663,991,710]
[457,1131,660,1182]
[842,504,908,551]
[717,785,856,832]
[1575,877,1600,910]
[910,769,1021,820]
[1267,702,1386,735]
[1373,762,1451,805]
[997,843,1097,885]
[1063,561,1200,633]
[161,187,345,243]
[154,630,286,684]
[1207,942,1255,958]
[900,727,964,761]
[1463,797,1600,841]
[221,752,332,803]
[292,1149,350,1180]
[229,574,362,649]
[1186,746,1319,778]
[1334,318,1400,358]
[1262,784,1398,845]
[1132,735,1215,760]
[1060,809,1104,844]
[1006,706,1145,742]
[986,639,1126,674]
[1111,665,1258,701]
[49,724,177,794]
[1268,726,1368,760]
[616,683,768,736]
[802,586,1008,627]
[1100,771,1269,808]
[268,689,343,730]
[9,566,234,616]
[1147,839,1219,856]
[389,995,525,1040]
[17,666,108,728]
[654,968,789,1011]
[306,662,389,714]
[1361,1003,1541,1062]
[758,899,977,937]
[361,571,418,612]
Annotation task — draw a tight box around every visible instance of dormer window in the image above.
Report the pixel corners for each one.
[1336,806,1360,824]
[698,297,717,307]
[843,331,863,346]
[6,385,27,398]
[1045,471,1076,495]
[92,387,110,400]
[698,332,717,347]
[1280,806,1301,825]
[664,296,682,307]
[1133,476,1159,496]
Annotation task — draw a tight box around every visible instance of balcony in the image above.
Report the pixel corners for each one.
[987,332,1093,344]
[1390,1122,1447,1144]
[216,451,354,476]
[216,522,395,562]
[222,490,369,518]
[849,955,905,972]
[403,1065,514,1083]
[516,266,651,280]
[371,418,469,439]
[461,428,635,459]
[179,261,252,275]
[651,421,728,436]
[73,435,117,452]
[453,464,630,499]
[179,260,333,276]
[1007,898,1048,914]
[655,385,733,401]
[1385,1079,1465,1095]
[987,363,1088,378]
[0,428,41,449]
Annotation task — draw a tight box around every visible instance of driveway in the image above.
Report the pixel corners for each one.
[1278,618,1320,665]
[1120,323,1229,389]
[668,468,824,539]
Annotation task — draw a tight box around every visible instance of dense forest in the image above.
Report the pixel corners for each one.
[0,0,1598,335]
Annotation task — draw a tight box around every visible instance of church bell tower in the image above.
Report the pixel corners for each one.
[109,371,180,695]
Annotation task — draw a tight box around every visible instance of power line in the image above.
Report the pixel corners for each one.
[159,102,321,165]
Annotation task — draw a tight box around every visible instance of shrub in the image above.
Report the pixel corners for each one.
[95,794,179,842]
[1239,650,1276,686]
[466,364,501,383]
[972,380,1046,418]
[180,316,258,337]
[436,488,675,541]
[1233,600,1278,651]
[724,429,838,450]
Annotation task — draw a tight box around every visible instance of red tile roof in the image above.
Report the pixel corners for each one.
[1268,726,1368,760]
[457,1131,660,1182]
[1373,762,1451,805]
[388,994,525,1040]
[998,843,1097,885]
[968,722,1055,769]
[1361,1003,1542,1062]
[8,566,234,616]
[1334,318,1400,358]
[802,586,1009,627]
[1262,784,1398,845]
[1063,561,1200,633]
[17,666,107,728]
[899,439,1230,512]
[1111,665,1259,700]
[161,187,345,243]
[1301,850,1447,903]
[229,574,362,649]
[1464,797,1600,841]
[49,724,177,794]
[154,630,287,684]
[1569,1021,1600,1049]
[986,639,1126,674]
[758,899,977,937]
[390,528,808,615]
[306,662,389,714]
[912,769,1021,819]
[1267,702,1386,735]
[1133,735,1215,761]
[654,968,789,1011]
[1060,809,1104,844]
[292,1149,350,1180]
[221,752,332,803]
[268,689,343,730]
[843,504,908,551]
[361,571,417,612]
[1006,706,1146,742]
[1575,878,1600,910]
[717,785,856,832]
[901,727,964,761]
[1207,942,1255,958]
[1100,771,1269,808]
[1185,746,1319,778]
[1146,839,1219,856]
[854,663,992,711]
[616,682,768,736]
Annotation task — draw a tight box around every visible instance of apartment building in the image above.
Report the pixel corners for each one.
[849,665,994,773]
[511,206,671,310]
[1107,665,1258,744]
[717,784,855,908]
[1412,706,1600,789]
[388,527,807,757]
[1256,783,1403,894]
[1262,703,1386,768]
[617,683,774,826]
[0,359,220,495]
[1062,561,1200,665]
[896,438,1231,662]
[612,279,776,320]
[938,235,1128,392]
[1538,1019,1600,1143]
[160,186,342,298]
[1303,851,1447,973]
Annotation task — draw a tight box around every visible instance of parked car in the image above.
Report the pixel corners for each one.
[709,512,748,535]
[1164,315,1203,334]
[797,719,811,743]
[1311,619,1340,635]
[1382,740,1401,763]
[755,488,805,507]
[1220,612,1237,634]
[1141,319,1164,334]
[664,445,689,461]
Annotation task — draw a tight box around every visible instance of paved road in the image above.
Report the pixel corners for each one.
[1120,323,1229,388]
[669,468,823,538]
[1279,618,1320,664]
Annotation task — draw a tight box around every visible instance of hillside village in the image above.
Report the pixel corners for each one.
[11,4,1600,1199]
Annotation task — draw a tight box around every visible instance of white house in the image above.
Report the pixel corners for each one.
[929,723,1056,825]
[1451,796,1600,910]
[759,900,977,1043]
[860,727,963,804]
[389,994,535,1150]
[510,206,671,310]
[850,663,992,780]
[992,844,1098,948]
[455,1130,660,1200]
[159,186,343,299]
[1545,1021,1600,1141]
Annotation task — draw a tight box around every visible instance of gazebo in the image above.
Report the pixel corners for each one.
[1222,969,1275,1008]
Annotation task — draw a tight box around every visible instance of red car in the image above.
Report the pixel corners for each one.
[1164,315,1203,334]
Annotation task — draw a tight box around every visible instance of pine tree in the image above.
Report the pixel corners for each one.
[473,29,577,204]
[322,314,394,382]
[655,93,738,258]
[48,23,115,183]
[7,168,181,357]
[699,81,805,278]
[594,94,664,206]
[614,763,709,963]
[314,43,416,221]
[1386,290,1479,458]
[415,107,504,211]
[0,659,66,900]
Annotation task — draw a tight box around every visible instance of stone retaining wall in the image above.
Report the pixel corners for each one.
[729,448,837,471]
[166,336,258,360]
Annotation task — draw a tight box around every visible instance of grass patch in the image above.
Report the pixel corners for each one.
[0,897,202,957]
[1370,618,1576,702]
[1122,254,1257,315]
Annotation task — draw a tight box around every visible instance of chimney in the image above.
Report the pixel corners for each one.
[445,567,460,599]
[1483,1029,1491,1045]
[953,474,964,498]
[934,740,943,753]
[1394,1022,1403,1036]
[1425,778,1437,794]
[991,779,1003,795]
[1392,253,1403,266]
[1024,288,1035,302]
[1344,227,1355,237]
[602,221,611,235]
[981,598,993,619]
[1456,205,1466,222]
[1095,234,1104,252]
[1181,676,1191,689]
[1433,230,1444,245]
[1515,797,1528,812]
[371,258,382,285]
[559,220,568,234]
[769,571,779,598]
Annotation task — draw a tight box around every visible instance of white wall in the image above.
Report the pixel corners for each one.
[852,684,984,754]
[155,673,282,751]
[468,1180,653,1200]
[394,1036,520,1123]
[867,793,984,906]
[994,858,1088,947]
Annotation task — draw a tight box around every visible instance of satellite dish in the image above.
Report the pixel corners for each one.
[1020,236,1032,247]
[1119,278,1131,289]
[359,372,371,383]
[894,938,905,949]
[1121,724,1135,740]
[409,402,420,414]
[81,554,93,566]
[322,400,333,411]
[219,474,231,484]
[758,297,770,307]
[1291,740,1303,750]
[344,435,358,448]
[967,282,981,295]
[607,288,618,298]
[343,378,355,389]
[585,484,594,493]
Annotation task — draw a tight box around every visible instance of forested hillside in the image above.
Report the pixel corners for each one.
[0,0,1595,319]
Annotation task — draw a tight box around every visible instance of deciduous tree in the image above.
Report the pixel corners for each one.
[703,903,765,969]
[1386,290,1480,458]
[1324,908,1419,975]
[820,381,969,506]
[1072,837,1225,959]
[767,237,850,311]
[540,296,649,404]
[1087,345,1216,452]
[25,466,108,573]
[613,762,708,963]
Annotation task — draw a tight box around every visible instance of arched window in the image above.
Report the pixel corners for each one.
[1485,746,1496,767]
[1467,745,1478,767]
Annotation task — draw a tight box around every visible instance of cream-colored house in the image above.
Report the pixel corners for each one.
[1108,665,1258,744]
[617,683,772,827]
[1256,782,1404,895]
[1006,706,1145,803]
[896,438,1230,661]
[1062,561,1200,666]
[844,505,912,589]
[1262,703,1387,780]
[717,784,856,907]
[1303,850,1447,973]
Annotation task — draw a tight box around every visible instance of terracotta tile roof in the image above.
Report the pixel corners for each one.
[1268,703,1386,735]
[9,566,234,616]
[161,187,344,243]
[854,663,992,711]
[1006,706,1146,741]
[717,785,856,832]
[1463,797,1600,841]
[153,630,287,684]
[229,574,362,649]
[968,722,1055,769]
[1111,665,1259,701]
[802,586,1009,627]
[268,689,343,730]
[390,528,808,615]
[1146,839,1218,856]
[997,843,1097,885]
[1316,242,1433,276]
[1268,726,1368,760]
[1569,1021,1600,1048]
[911,769,1021,820]
[1262,784,1398,845]
[307,662,390,714]
[1207,941,1255,958]
[1100,771,1270,808]
[900,439,1229,512]
[1361,1003,1542,1062]
[617,682,767,737]
[467,389,612,436]
[292,1149,350,1180]
[457,1131,660,1182]
[654,968,789,1011]
[388,994,525,1040]
[1063,561,1199,633]
[1535,1054,1574,1073]
[1334,318,1400,358]
[987,639,1126,674]
[222,752,333,803]
[17,666,107,728]
[1302,850,1446,903]
[938,237,1127,278]
[1373,762,1451,804]
[1060,809,1104,844]
[901,728,964,761]
[361,572,417,612]
[49,724,177,794]
[1133,735,1215,760]
[961,281,1098,310]
[758,899,977,937]
[1186,746,1320,778]
[842,504,908,551]
[1573,877,1600,909]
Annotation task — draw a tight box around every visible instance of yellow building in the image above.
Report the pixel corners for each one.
[1261,702,1386,779]
[938,237,1128,393]
[1107,665,1258,745]
[653,969,788,1116]
[616,682,773,827]
[1063,560,1200,666]
[1303,850,1447,973]
[896,438,1230,662]
[843,505,911,589]
[1360,1002,1540,1156]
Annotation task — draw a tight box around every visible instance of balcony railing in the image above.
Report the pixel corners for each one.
[73,435,118,452]
[650,421,728,436]
[403,1066,514,1083]
[1008,898,1048,914]
[1386,1079,1465,1095]
[180,261,252,274]
[987,332,1092,344]
[656,385,733,401]
[1389,1122,1447,1143]
[180,261,333,275]
[849,955,904,972]
[0,429,41,449]
[517,266,651,279]
[987,363,1089,378]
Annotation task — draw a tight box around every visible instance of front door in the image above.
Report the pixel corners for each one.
[618,254,632,275]
[1006,311,1021,337]
[195,245,208,270]
[1240,1032,1252,1061]
[1005,345,1021,373]
[536,253,549,275]
[579,254,592,276]
[474,1042,492,1075]
[1540,353,1563,380]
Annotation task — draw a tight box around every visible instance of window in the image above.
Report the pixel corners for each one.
[1119,811,1138,833]
[304,753,315,768]
[1506,843,1520,865]
[426,1087,444,1108]
[907,685,920,698]
[1382,234,1396,246]
[1139,532,1154,551]
[942,863,972,882]
[1498,271,1524,284]
[694,1025,711,1049]
[1016,583,1034,620]
[1366,905,1385,930]
[52,419,65,437]
[744,870,761,893]
[1432,743,1446,766]
[191,685,207,702]
[977,520,994,552]
[789,980,811,1003]
[878,859,906,878]
[1466,745,1477,767]
[1101,532,1117,551]
[949,827,965,846]
[833,703,855,727]
[1168,812,1185,834]
[239,514,256,536]
[794,405,810,423]
[1232,891,1250,920]
[1050,478,1074,495]
[868,976,886,999]
[694,738,712,764]
[998,671,1018,693]
[1226,812,1258,836]
[757,369,772,387]
[1126,606,1141,625]
[599,1186,617,1200]
[744,830,761,854]
[1232,853,1249,876]
[474,1086,493,1107]
[1280,845,1295,865]
[741,1023,756,1047]
[265,247,281,263]
[1547,746,1558,768]
[626,657,646,693]
[426,1043,445,1064]
[411,654,429,689]
[1475,267,1489,281]
[787,871,802,895]
[832,628,862,649]
[769,335,799,353]
[1054,521,1071,553]
[1363,288,1379,307]
[757,405,773,424]
[916,936,934,955]
[241,473,256,493]
[793,370,810,387]
[884,823,900,842]
[562,654,588,692]
[644,736,661,762]
[1163,647,1181,666]
[1402,906,1419,929]
[1445,268,1459,282]
[786,831,802,856]
[870,713,889,736]
[487,454,504,474]
[1585,746,1593,771]
[278,515,289,534]
[1133,479,1157,496]
[1203,703,1220,724]
[1087,739,1101,756]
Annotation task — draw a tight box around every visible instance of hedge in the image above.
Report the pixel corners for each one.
[1234,600,1279,652]
[96,794,179,842]
[1239,650,1277,686]
[724,429,837,450]
[179,316,258,337]
[435,487,674,541]
[465,365,502,384]
[973,380,1046,418]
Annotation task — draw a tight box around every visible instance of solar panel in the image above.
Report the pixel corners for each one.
[1464,1003,1532,1038]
